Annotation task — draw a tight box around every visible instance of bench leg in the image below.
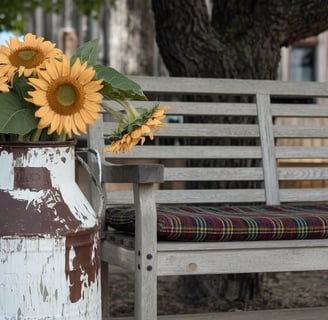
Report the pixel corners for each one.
[133,183,158,320]
[101,261,110,318]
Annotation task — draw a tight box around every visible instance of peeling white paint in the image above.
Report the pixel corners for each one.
[0,144,101,319]
[68,245,76,271]
[0,237,101,319]
[0,150,14,189]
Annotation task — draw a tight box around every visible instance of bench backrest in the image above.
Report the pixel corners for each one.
[88,76,328,207]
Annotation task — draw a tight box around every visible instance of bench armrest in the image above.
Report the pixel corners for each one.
[102,163,164,184]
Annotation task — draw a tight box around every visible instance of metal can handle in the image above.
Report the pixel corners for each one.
[75,147,104,220]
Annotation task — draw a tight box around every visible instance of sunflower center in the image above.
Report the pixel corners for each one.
[18,50,36,61]
[47,78,84,115]
[56,84,76,106]
[12,48,44,68]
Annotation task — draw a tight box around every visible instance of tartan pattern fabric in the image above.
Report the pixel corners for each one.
[106,204,328,241]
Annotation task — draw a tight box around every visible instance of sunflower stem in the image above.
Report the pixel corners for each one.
[57,131,67,142]
[101,103,124,123]
[114,99,140,123]
[31,129,43,142]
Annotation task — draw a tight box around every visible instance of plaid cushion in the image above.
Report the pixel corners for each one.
[106,204,328,241]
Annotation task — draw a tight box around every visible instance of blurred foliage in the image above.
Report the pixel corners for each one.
[0,0,114,33]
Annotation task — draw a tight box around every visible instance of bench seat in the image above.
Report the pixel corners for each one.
[107,203,328,241]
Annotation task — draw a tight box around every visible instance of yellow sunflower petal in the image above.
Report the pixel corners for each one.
[0,75,9,92]
[83,102,101,112]
[78,67,96,85]
[84,92,103,102]
[83,79,103,91]
[28,77,49,91]
[35,106,52,118]
[73,113,88,133]
[48,113,61,134]
[80,108,99,123]
[70,58,83,79]
[37,115,51,129]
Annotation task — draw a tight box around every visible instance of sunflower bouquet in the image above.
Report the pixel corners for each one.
[0,33,168,153]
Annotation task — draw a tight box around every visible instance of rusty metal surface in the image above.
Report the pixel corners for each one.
[0,142,101,319]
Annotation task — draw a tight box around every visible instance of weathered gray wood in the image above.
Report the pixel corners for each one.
[129,76,328,97]
[271,103,328,116]
[101,101,259,116]
[102,100,328,117]
[102,164,164,184]
[107,189,267,205]
[106,237,328,276]
[273,126,328,138]
[105,123,260,138]
[164,167,264,181]
[256,94,280,205]
[106,146,263,160]
[278,167,328,180]
[87,76,328,319]
[276,146,328,158]
[279,188,328,202]
[133,183,158,320]
[156,245,328,276]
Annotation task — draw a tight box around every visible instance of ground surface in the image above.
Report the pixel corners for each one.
[108,271,328,317]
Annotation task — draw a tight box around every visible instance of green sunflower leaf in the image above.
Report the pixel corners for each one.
[71,39,99,66]
[12,74,30,100]
[0,92,38,135]
[94,64,147,101]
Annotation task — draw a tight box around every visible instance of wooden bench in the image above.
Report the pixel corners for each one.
[87,76,328,319]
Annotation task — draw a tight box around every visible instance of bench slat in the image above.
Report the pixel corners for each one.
[107,189,266,205]
[104,122,328,139]
[278,167,328,180]
[163,167,264,181]
[163,167,328,182]
[102,101,259,116]
[103,100,328,117]
[279,188,328,202]
[274,126,328,138]
[276,146,328,158]
[106,146,262,160]
[104,123,260,138]
[272,103,328,117]
[103,101,328,117]
[129,76,328,97]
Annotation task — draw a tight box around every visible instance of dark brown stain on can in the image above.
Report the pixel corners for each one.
[65,227,100,303]
[0,188,81,237]
[14,167,52,191]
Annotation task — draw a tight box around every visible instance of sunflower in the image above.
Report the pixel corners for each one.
[27,55,103,137]
[0,71,9,92]
[105,105,169,153]
[0,33,62,81]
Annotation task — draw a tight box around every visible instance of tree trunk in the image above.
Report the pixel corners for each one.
[151,0,328,306]
[108,0,155,75]
[152,0,328,80]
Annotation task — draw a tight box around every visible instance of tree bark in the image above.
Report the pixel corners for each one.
[152,0,328,79]
[109,0,155,75]
[151,0,328,306]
